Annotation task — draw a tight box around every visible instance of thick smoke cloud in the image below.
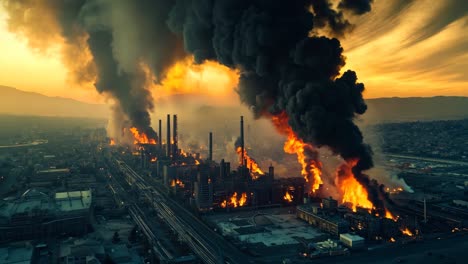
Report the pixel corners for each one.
[2,0,184,140]
[2,0,385,209]
[167,0,386,209]
[338,0,374,15]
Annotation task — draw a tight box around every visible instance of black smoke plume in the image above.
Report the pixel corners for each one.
[167,0,386,210]
[338,0,374,15]
[2,0,184,140]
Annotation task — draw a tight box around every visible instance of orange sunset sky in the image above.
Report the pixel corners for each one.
[0,1,466,104]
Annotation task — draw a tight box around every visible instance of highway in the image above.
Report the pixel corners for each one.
[386,153,468,166]
[115,159,255,264]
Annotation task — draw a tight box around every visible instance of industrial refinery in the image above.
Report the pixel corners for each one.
[98,113,467,263]
[1,0,467,263]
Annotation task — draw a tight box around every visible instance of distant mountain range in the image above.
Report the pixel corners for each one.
[0,85,109,118]
[1,85,467,123]
[364,96,468,123]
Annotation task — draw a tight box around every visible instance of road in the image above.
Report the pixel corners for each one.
[386,154,468,166]
[107,172,173,262]
[115,159,255,264]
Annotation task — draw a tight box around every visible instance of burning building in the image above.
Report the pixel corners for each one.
[193,164,213,211]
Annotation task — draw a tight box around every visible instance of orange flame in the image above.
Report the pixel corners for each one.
[195,159,200,165]
[180,149,188,157]
[385,210,398,221]
[129,127,156,145]
[271,112,323,193]
[220,192,247,208]
[236,147,264,178]
[220,200,227,208]
[109,139,116,146]
[336,160,373,212]
[401,227,414,237]
[390,237,396,243]
[150,157,157,163]
[284,191,293,202]
[170,179,185,188]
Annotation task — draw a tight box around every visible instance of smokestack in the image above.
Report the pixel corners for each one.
[269,164,274,180]
[173,114,178,159]
[166,114,171,158]
[158,119,162,149]
[423,197,427,223]
[240,116,244,166]
[209,132,213,161]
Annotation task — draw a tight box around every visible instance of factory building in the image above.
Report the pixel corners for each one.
[0,189,92,243]
[153,114,306,210]
[193,164,213,211]
[345,213,381,239]
[339,233,365,249]
[344,212,400,240]
[30,168,70,188]
[322,197,338,210]
[297,205,349,235]
[309,239,349,258]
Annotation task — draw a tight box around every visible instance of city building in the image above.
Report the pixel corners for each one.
[339,233,365,249]
[297,205,349,235]
[309,239,349,258]
[30,168,70,188]
[193,165,213,211]
[0,189,92,243]
[0,243,34,264]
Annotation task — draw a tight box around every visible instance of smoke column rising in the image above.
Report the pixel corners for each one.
[2,0,184,140]
[2,0,389,210]
[165,0,386,210]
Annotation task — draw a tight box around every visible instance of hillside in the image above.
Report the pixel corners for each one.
[364,96,468,123]
[1,85,467,123]
[0,85,109,118]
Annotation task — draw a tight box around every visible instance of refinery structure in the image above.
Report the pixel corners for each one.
[2,113,467,264]
[99,113,464,263]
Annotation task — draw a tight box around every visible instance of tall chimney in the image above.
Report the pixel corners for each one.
[166,114,171,157]
[173,114,178,159]
[158,119,162,148]
[240,116,244,166]
[423,197,427,223]
[209,132,213,161]
[269,164,274,181]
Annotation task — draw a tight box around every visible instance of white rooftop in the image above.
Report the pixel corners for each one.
[55,190,92,212]
[217,214,323,247]
[340,233,365,241]
[37,168,70,173]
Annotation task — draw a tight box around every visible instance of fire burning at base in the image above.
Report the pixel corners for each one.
[284,191,293,203]
[220,192,247,208]
[170,179,185,188]
[336,160,373,212]
[236,147,264,178]
[129,127,157,145]
[271,112,323,193]
[339,175,373,212]
[401,227,414,237]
